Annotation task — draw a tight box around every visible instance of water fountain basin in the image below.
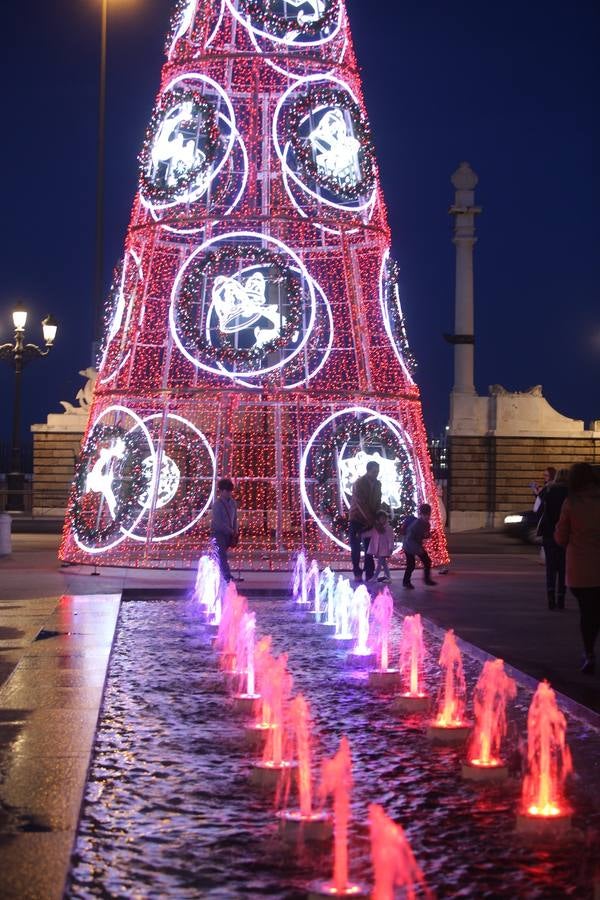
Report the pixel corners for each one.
[276,809,333,842]
[426,722,472,744]
[391,693,431,713]
[307,879,370,899]
[243,721,275,749]
[345,650,376,669]
[231,692,261,716]
[515,807,572,837]
[367,669,402,689]
[250,759,297,789]
[461,760,509,782]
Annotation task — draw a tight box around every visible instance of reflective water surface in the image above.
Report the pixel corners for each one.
[68,597,600,898]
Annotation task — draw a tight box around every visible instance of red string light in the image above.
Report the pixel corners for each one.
[60,0,450,570]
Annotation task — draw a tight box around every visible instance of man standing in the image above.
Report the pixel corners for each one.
[211,478,238,582]
[348,460,381,582]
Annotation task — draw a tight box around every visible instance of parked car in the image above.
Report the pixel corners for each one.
[503,510,541,544]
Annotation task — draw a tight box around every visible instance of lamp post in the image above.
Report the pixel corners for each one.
[0,305,58,512]
[93,0,109,358]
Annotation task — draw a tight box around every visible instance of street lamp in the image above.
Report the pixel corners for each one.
[0,305,58,512]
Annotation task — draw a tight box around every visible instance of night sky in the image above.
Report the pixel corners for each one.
[1,0,598,449]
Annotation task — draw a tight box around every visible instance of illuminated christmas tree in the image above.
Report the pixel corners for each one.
[60,0,449,568]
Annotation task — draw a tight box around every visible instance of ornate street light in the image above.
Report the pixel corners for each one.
[0,305,58,511]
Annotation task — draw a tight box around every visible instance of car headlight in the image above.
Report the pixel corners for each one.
[504,515,524,524]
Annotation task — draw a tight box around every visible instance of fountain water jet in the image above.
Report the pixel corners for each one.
[244,636,276,749]
[193,554,222,627]
[347,586,375,667]
[369,803,431,900]
[392,614,429,712]
[215,583,247,676]
[292,550,309,607]
[368,589,400,688]
[462,658,516,781]
[516,680,573,835]
[231,611,261,716]
[277,695,333,842]
[308,737,368,898]
[427,629,470,742]
[316,567,336,633]
[331,577,354,647]
[251,653,296,788]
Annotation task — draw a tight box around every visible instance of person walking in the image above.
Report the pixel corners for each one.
[537,468,568,609]
[348,461,381,583]
[554,463,600,674]
[210,477,239,583]
[367,509,395,583]
[402,503,437,589]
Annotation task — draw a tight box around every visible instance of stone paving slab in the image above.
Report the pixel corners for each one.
[0,594,121,900]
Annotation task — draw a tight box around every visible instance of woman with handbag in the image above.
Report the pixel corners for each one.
[210,478,239,583]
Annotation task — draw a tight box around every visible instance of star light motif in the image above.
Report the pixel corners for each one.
[339,450,404,510]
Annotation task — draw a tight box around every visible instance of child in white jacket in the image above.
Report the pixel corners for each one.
[366,510,395,582]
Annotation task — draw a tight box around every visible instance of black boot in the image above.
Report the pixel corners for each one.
[557,593,565,610]
[547,591,556,610]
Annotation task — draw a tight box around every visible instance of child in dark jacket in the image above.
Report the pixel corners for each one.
[402,503,437,589]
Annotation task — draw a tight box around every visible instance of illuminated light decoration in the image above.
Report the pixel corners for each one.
[139,73,247,232]
[300,408,421,553]
[338,451,406,512]
[70,406,156,555]
[169,231,318,381]
[121,413,216,543]
[167,0,197,57]
[85,438,126,519]
[60,0,449,570]
[98,249,144,384]
[227,0,342,46]
[273,75,378,229]
[138,454,180,510]
[378,250,416,386]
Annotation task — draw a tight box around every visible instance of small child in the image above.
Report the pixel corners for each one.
[402,502,437,589]
[367,510,395,583]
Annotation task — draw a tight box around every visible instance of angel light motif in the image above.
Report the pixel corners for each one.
[211,270,286,350]
[85,439,126,520]
[339,450,405,510]
[308,108,361,188]
[150,101,206,190]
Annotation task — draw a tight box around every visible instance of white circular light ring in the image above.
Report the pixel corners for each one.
[378,249,415,386]
[300,407,421,553]
[139,73,238,216]
[169,230,317,379]
[273,74,377,217]
[247,23,347,80]
[121,413,216,543]
[98,249,144,384]
[72,405,157,555]
[225,0,343,48]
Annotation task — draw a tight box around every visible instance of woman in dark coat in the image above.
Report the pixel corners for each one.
[538,468,568,609]
[555,463,600,674]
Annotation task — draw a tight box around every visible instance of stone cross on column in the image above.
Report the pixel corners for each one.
[447,162,481,394]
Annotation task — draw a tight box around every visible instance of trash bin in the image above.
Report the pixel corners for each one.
[0,513,11,556]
